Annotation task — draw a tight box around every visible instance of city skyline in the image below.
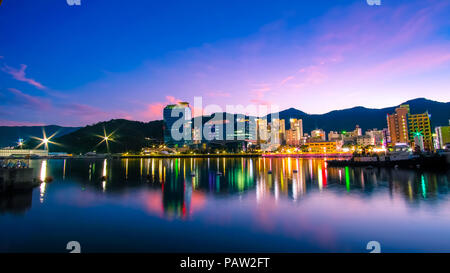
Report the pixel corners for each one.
[1,0,450,127]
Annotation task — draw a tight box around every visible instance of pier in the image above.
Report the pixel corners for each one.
[0,168,38,193]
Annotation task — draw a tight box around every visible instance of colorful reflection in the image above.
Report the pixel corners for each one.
[39,160,47,203]
[30,158,450,219]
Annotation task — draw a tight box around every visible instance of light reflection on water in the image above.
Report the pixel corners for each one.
[0,157,449,253]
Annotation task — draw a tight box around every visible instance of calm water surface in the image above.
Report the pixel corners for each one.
[1,158,449,252]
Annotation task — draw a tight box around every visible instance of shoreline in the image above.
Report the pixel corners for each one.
[1,153,353,160]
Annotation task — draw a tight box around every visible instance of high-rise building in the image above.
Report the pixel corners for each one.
[387,104,410,146]
[289,118,303,142]
[256,118,269,144]
[279,119,286,145]
[435,126,450,149]
[408,112,433,151]
[163,102,192,147]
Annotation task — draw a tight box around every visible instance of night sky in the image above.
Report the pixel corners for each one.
[1,0,449,126]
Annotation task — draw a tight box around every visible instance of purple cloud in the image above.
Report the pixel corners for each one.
[6,88,51,110]
[2,64,46,90]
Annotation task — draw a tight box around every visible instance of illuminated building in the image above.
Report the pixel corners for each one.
[270,118,286,145]
[289,119,303,140]
[163,102,192,147]
[413,133,424,151]
[235,116,257,141]
[279,119,286,145]
[387,104,410,146]
[310,129,326,141]
[357,135,375,146]
[286,129,300,146]
[203,120,223,141]
[0,149,48,157]
[328,131,342,141]
[256,118,269,144]
[408,111,433,151]
[305,141,339,153]
[285,119,303,146]
[365,128,387,146]
[435,126,450,149]
[352,125,362,137]
[192,126,202,144]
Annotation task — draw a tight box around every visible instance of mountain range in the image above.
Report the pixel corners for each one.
[278,98,449,132]
[2,98,449,153]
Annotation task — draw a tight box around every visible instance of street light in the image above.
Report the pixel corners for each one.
[31,129,59,150]
[94,126,116,153]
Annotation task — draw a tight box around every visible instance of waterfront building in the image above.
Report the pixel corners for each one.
[435,126,450,149]
[357,135,375,146]
[365,128,386,146]
[0,149,48,157]
[387,104,410,146]
[413,133,425,151]
[408,111,433,151]
[305,141,340,153]
[163,102,192,148]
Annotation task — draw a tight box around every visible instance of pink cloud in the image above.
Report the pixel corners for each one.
[7,88,51,110]
[166,95,181,104]
[2,64,46,90]
[142,95,185,120]
[0,119,46,126]
[280,76,295,85]
[57,103,133,125]
[207,91,231,97]
[364,45,450,77]
[60,103,107,117]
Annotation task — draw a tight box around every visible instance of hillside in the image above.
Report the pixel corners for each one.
[24,119,163,154]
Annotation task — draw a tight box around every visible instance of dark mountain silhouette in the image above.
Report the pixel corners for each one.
[0,125,80,147]
[277,98,449,133]
[47,119,164,154]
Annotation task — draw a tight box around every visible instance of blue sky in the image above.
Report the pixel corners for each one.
[1,0,449,126]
